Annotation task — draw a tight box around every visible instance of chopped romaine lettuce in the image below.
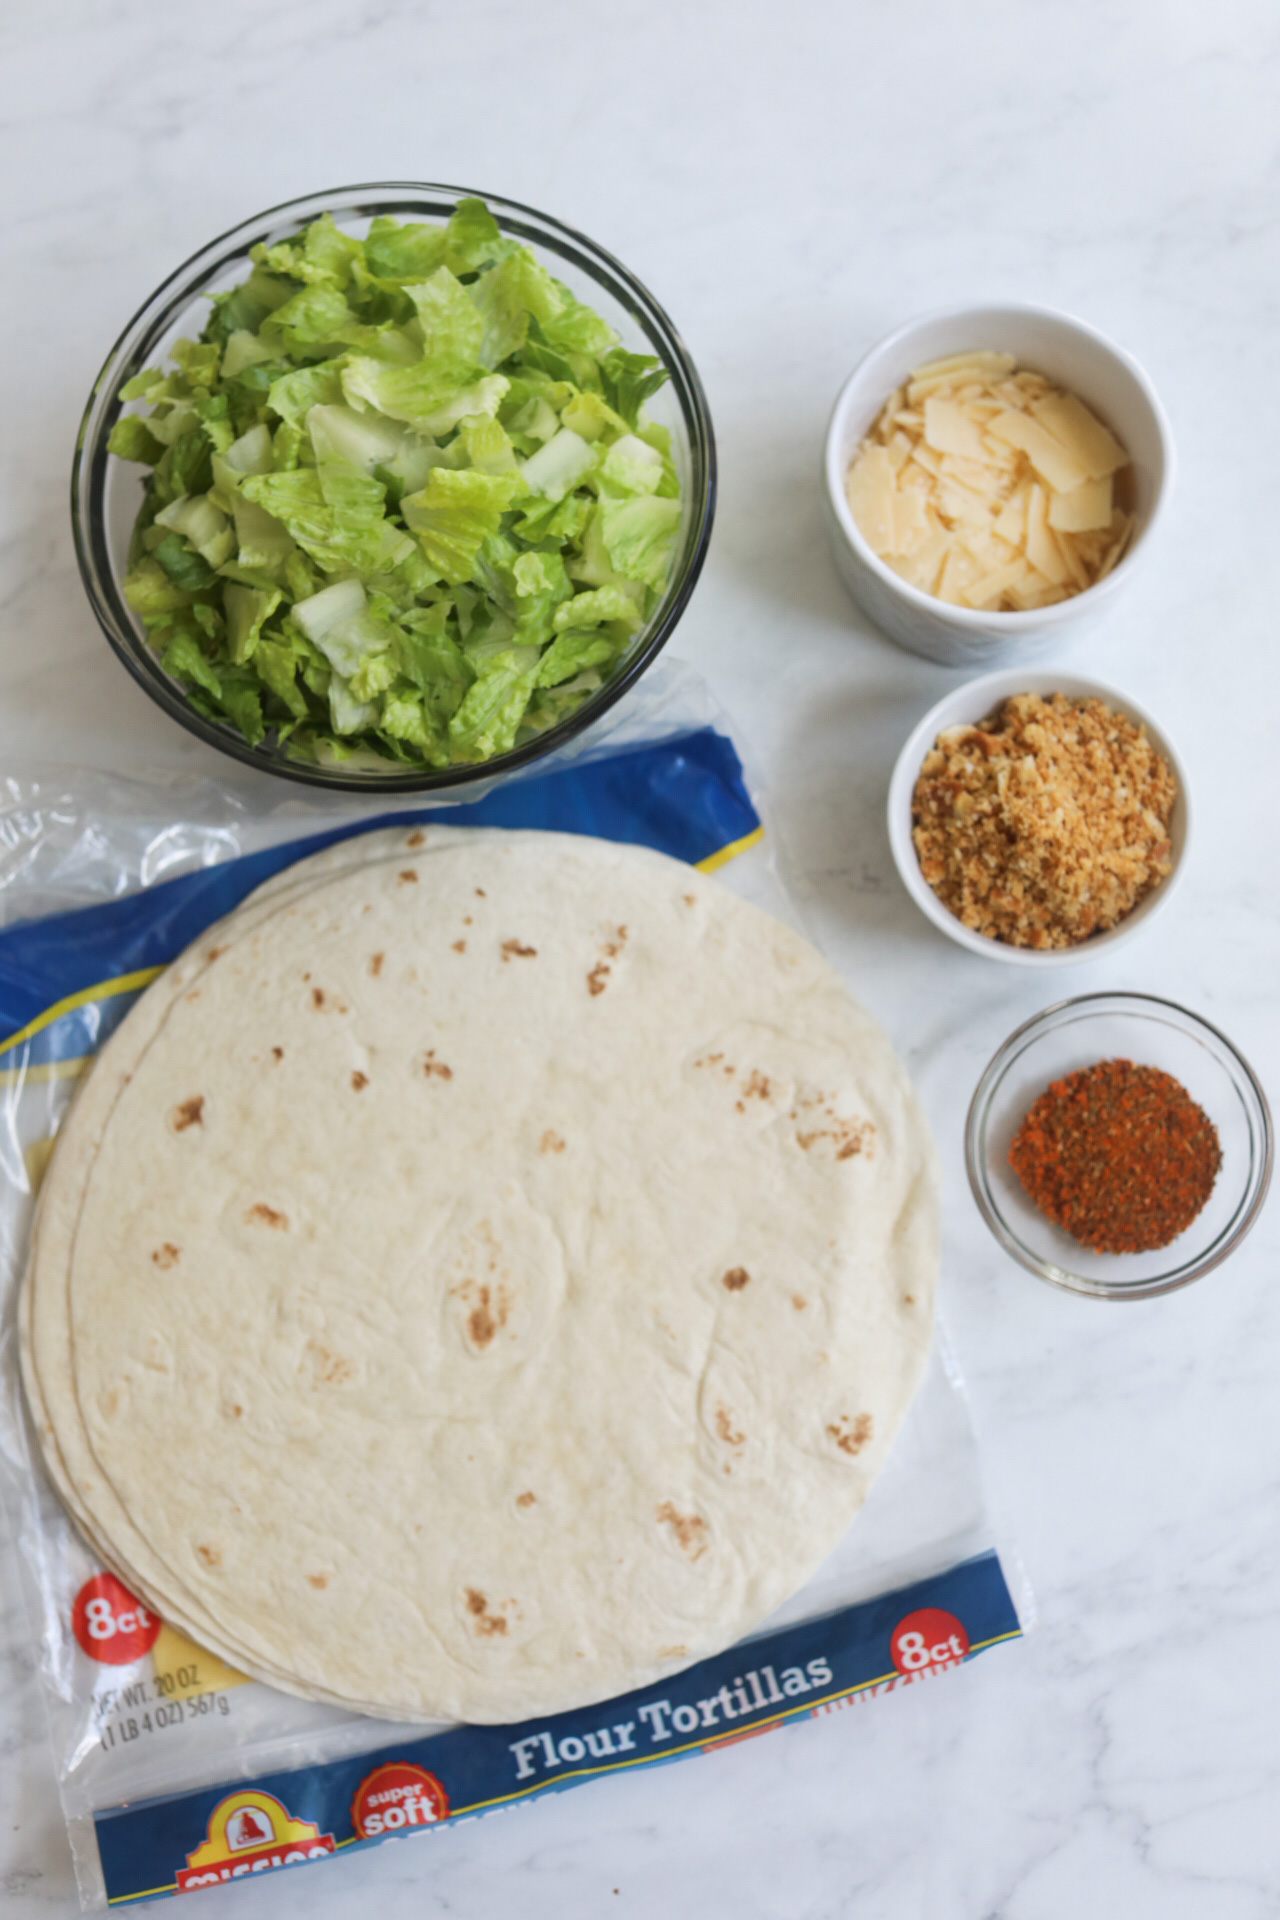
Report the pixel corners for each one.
[110,199,681,767]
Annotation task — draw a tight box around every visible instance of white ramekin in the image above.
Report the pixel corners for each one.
[886,668,1192,966]
[823,304,1175,668]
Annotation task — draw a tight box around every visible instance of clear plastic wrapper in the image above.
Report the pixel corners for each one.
[0,663,1028,1907]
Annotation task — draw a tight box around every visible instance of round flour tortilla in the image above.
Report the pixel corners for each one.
[22,827,503,1712]
[26,828,937,1723]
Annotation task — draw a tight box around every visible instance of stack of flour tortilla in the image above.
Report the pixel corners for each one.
[20,826,938,1725]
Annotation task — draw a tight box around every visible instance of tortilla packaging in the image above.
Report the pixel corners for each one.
[0,710,1024,1909]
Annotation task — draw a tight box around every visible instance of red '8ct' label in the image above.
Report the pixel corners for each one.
[351,1763,450,1840]
[890,1607,970,1675]
[71,1572,161,1665]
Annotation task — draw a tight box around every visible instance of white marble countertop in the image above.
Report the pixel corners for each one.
[2,1,1279,1912]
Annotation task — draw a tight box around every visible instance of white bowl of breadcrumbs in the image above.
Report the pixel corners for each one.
[888,668,1191,965]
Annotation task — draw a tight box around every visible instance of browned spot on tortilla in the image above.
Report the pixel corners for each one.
[271,1046,283,1061]
[714,1403,746,1448]
[791,1293,808,1310]
[516,1491,536,1509]
[683,893,697,906]
[735,1100,745,1113]
[231,1405,243,1418]
[658,1643,689,1657]
[185,990,201,1002]
[469,1299,495,1347]
[398,869,418,884]
[307,1572,330,1589]
[466,1285,499,1348]
[171,1096,204,1132]
[452,939,467,952]
[307,1341,355,1386]
[463,915,473,926]
[422,1051,453,1080]
[903,1293,915,1307]
[540,1130,565,1154]
[587,962,610,996]
[245,1202,288,1230]
[101,1388,119,1418]
[369,952,384,976]
[828,1413,874,1457]
[797,1120,874,1158]
[501,939,537,960]
[722,1267,749,1291]
[351,1070,368,1091]
[463,1587,509,1636]
[196,1543,221,1568]
[655,1501,708,1559]
[405,829,425,848]
[475,887,486,897]
[151,1243,180,1270]
[743,1070,772,1100]
[206,944,227,962]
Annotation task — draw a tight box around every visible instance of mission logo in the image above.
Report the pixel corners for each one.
[175,1789,335,1891]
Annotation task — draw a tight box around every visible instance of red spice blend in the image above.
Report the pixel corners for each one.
[1008,1058,1221,1255]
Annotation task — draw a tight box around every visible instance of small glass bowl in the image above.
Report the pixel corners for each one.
[966,993,1272,1298]
[71,182,716,793]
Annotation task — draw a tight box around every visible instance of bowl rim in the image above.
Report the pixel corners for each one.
[964,990,1274,1298]
[71,180,717,793]
[822,299,1176,633]
[886,666,1193,967]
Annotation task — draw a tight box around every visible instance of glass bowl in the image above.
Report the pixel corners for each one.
[966,993,1272,1298]
[71,182,716,793]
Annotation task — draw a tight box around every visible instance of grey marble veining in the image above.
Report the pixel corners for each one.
[1,0,1279,1911]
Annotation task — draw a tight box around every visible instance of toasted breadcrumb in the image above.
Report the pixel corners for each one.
[911,693,1176,949]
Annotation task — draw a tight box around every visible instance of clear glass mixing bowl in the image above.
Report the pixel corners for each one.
[72,182,716,792]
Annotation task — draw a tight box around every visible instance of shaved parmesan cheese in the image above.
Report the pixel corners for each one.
[1030,392,1128,480]
[908,351,1016,398]
[936,544,986,605]
[890,484,931,554]
[962,557,1033,607]
[886,430,914,474]
[846,444,897,552]
[844,351,1132,610]
[1025,484,1069,585]
[1048,474,1112,532]
[992,483,1030,548]
[987,411,1089,493]
[923,397,989,460]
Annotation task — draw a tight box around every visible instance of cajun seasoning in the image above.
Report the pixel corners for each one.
[1008,1058,1221,1254]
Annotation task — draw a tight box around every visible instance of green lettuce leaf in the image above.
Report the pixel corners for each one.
[261,286,354,353]
[124,557,196,617]
[152,531,216,592]
[599,348,669,427]
[108,416,165,464]
[403,266,484,372]
[536,626,624,687]
[448,646,541,759]
[442,197,511,275]
[267,362,345,426]
[223,583,282,664]
[363,217,449,284]
[240,466,387,573]
[598,495,681,589]
[400,468,524,584]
